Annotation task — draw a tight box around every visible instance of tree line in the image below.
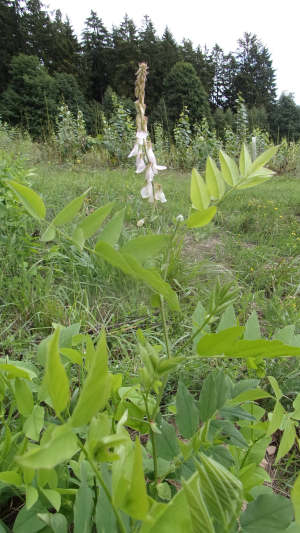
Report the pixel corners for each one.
[0,0,300,140]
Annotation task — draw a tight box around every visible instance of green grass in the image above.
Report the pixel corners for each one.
[1,163,300,379]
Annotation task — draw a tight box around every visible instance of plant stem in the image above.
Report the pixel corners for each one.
[143,392,158,482]
[78,440,127,533]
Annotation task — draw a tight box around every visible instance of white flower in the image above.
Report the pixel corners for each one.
[136,153,146,173]
[137,218,145,227]
[146,142,167,174]
[154,183,167,203]
[128,144,139,158]
[145,164,154,183]
[176,214,184,222]
[141,181,154,202]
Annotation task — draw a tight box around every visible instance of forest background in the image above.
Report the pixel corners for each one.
[1,0,300,142]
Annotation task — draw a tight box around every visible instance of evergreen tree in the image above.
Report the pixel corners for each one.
[47,11,81,76]
[162,61,211,128]
[232,33,277,111]
[82,10,111,101]
[0,0,24,93]
[111,14,140,98]
[271,93,300,141]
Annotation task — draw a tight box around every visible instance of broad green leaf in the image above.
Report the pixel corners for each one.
[74,481,94,533]
[186,206,217,228]
[95,466,116,533]
[96,207,125,246]
[41,224,56,242]
[13,502,47,533]
[217,304,237,332]
[16,424,79,469]
[53,189,90,227]
[292,473,300,525]
[123,253,180,311]
[26,486,38,510]
[183,477,214,533]
[0,471,22,486]
[239,144,252,176]
[0,362,33,380]
[219,150,239,186]
[244,310,261,340]
[94,241,135,276]
[23,405,44,441]
[267,401,285,436]
[240,493,293,532]
[249,145,278,174]
[14,378,34,416]
[206,156,225,199]
[155,420,180,461]
[44,327,70,416]
[37,468,58,489]
[213,419,248,448]
[121,439,149,520]
[71,329,112,427]
[4,180,46,219]
[199,371,230,421]
[73,202,114,241]
[237,175,272,189]
[60,348,83,365]
[197,326,244,356]
[40,489,61,512]
[176,381,199,438]
[230,388,273,404]
[121,234,169,264]
[243,435,272,467]
[273,325,300,347]
[268,376,283,400]
[37,513,68,533]
[190,168,210,210]
[276,418,296,464]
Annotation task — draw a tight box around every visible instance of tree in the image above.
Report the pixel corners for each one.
[110,14,140,98]
[0,54,59,137]
[0,0,24,93]
[162,61,211,128]
[81,10,111,102]
[271,93,300,141]
[232,33,277,112]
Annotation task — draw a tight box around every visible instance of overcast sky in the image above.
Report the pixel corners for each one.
[45,0,300,104]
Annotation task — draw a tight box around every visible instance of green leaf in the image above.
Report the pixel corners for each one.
[244,310,261,340]
[71,330,112,427]
[95,466,116,533]
[53,190,90,227]
[13,502,47,533]
[292,473,300,525]
[94,241,134,275]
[44,327,70,416]
[155,420,180,461]
[16,424,79,469]
[60,348,83,365]
[198,371,230,421]
[197,326,244,357]
[192,301,210,351]
[217,304,237,332]
[239,144,252,176]
[121,439,149,520]
[37,513,68,533]
[240,493,293,532]
[230,388,273,404]
[0,362,33,380]
[0,471,22,486]
[206,156,225,199]
[121,234,169,264]
[219,150,239,186]
[249,145,278,174]
[176,381,199,438]
[14,378,34,416]
[186,206,217,228]
[41,224,56,242]
[40,489,61,512]
[74,481,94,533]
[183,476,215,533]
[4,180,46,219]
[73,202,114,241]
[237,175,272,189]
[268,376,283,400]
[23,405,44,441]
[96,208,125,246]
[190,168,210,210]
[26,486,38,510]
[267,400,285,436]
[276,418,296,464]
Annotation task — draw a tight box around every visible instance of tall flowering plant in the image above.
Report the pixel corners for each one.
[128,62,167,203]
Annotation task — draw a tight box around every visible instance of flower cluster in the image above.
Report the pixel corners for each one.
[128,63,167,203]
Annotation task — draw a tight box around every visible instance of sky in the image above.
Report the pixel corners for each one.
[45,0,300,103]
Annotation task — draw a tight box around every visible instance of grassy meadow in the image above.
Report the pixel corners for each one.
[2,162,300,386]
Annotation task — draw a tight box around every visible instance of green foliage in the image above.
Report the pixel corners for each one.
[0,143,299,533]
